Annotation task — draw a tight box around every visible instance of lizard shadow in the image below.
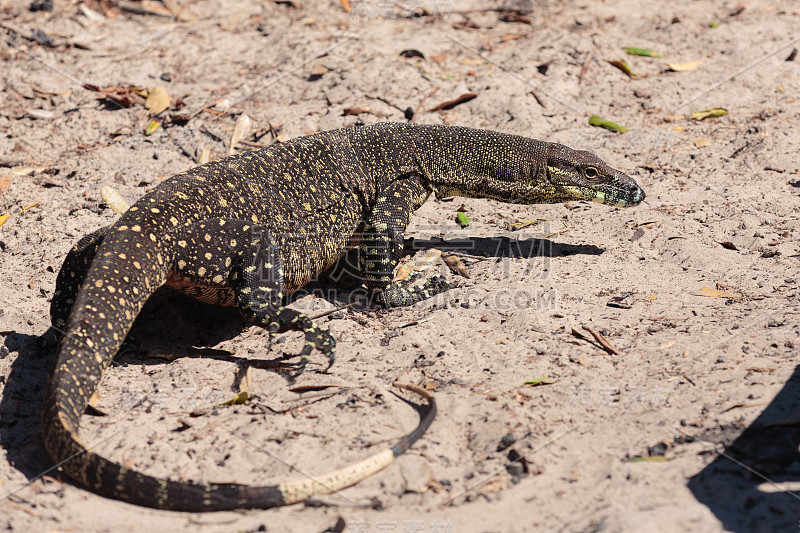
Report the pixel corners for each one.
[0,331,55,496]
[0,236,598,488]
[0,289,298,489]
[687,364,800,532]
[300,236,603,306]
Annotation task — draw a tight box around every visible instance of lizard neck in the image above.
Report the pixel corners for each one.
[414,125,554,203]
[350,123,555,204]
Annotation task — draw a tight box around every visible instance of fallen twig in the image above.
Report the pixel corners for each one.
[582,325,619,355]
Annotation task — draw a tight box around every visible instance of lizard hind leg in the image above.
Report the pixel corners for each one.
[229,225,336,374]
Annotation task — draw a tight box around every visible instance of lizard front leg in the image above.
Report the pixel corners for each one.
[360,176,452,307]
[173,219,335,373]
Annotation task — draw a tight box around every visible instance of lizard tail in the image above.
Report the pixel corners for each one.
[43,231,436,511]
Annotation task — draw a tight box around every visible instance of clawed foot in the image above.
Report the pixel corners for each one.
[380,273,455,307]
[268,315,335,376]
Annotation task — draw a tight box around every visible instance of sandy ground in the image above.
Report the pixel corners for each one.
[1,0,800,531]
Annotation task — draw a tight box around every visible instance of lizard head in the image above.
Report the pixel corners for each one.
[540,143,645,207]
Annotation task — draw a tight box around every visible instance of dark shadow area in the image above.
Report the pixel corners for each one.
[0,287,290,490]
[0,331,52,495]
[1,234,600,491]
[688,365,800,533]
[299,235,603,305]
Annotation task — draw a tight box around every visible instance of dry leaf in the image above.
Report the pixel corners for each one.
[428,91,478,111]
[589,115,629,133]
[691,137,711,147]
[196,145,211,165]
[608,59,637,78]
[219,391,248,406]
[342,106,374,116]
[229,114,252,155]
[100,186,130,214]
[442,252,470,278]
[10,165,49,177]
[20,201,40,213]
[145,119,160,135]
[289,384,347,393]
[478,476,507,495]
[310,64,329,76]
[399,49,425,59]
[145,86,170,115]
[667,58,706,71]
[746,367,776,373]
[507,219,543,231]
[0,214,10,229]
[697,286,737,298]
[26,108,56,120]
[416,249,442,270]
[89,391,101,409]
[624,47,663,57]
[691,108,728,120]
[340,0,350,12]
[501,33,526,42]
[0,175,12,196]
[393,261,415,282]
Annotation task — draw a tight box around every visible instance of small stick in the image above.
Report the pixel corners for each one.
[578,50,593,84]
[582,325,619,355]
[309,302,360,321]
[529,89,545,108]
[411,87,439,123]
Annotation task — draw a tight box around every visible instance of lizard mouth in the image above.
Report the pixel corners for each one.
[562,185,645,207]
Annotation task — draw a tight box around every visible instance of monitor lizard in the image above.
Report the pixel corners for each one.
[44,122,645,511]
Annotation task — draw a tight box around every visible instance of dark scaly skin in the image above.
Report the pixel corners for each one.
[44,123,644,511]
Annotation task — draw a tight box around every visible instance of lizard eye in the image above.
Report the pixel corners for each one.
[584,166,599,179]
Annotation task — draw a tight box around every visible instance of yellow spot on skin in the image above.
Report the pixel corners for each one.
[178,240,187,248]
[132,225,141,232]
[197,267,207,276]
[118,225,128,231]
[133,261,141,269]
[178,260,187,269]
[108,286,116,293]
[212,274,224,283]
[151,208,160,213]
[149,233,157,242]
[170,217,179,226]
[204,234,212,242]
[220,198,228,207]
[230,239,237,248]
[205,252,212,260]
